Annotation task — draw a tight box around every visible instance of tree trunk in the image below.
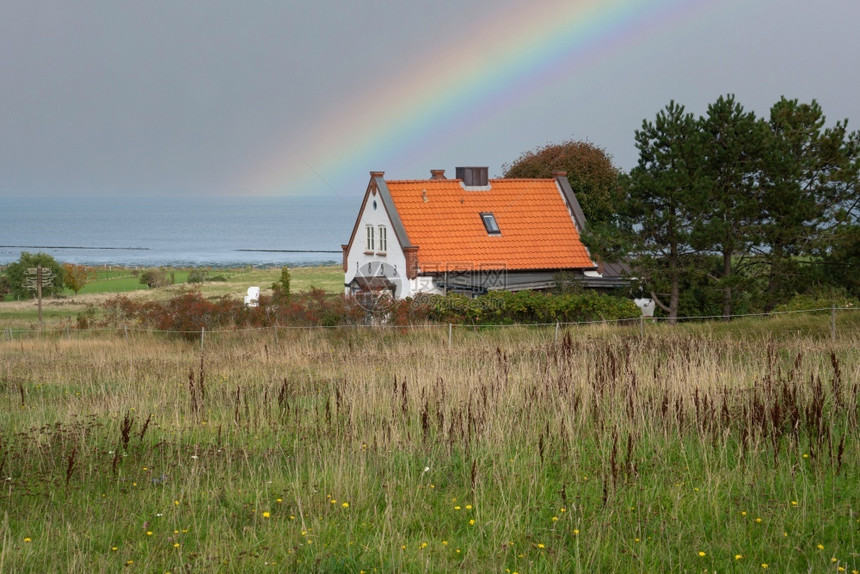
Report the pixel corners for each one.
[722,248,733,320]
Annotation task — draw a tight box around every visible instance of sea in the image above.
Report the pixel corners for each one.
[0,194,358,268]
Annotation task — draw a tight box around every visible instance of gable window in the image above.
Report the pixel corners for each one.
[366,224,375,251]
[480,212,501,235]
[378,225,387,252]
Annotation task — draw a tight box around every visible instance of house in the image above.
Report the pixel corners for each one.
[342,167,600,299]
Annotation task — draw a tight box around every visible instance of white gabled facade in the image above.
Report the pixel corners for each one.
[342,172,413,299]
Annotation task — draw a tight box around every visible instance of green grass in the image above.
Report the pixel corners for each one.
[0,321,858,572]
[1,265,344,328]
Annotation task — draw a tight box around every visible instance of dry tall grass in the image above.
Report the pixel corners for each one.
[1,320,858,572]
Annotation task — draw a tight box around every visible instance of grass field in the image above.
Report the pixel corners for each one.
[0,312,858,572]
[0,265,344,328]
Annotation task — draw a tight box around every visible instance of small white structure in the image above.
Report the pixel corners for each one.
[634,298,655,317]
[244,286,260,308]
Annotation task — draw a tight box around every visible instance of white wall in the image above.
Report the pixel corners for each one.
[344,190,410,298]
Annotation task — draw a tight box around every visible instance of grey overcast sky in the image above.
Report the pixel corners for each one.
[1,0,858,200]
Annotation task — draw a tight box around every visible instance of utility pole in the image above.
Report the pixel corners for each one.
[24,266,55,324]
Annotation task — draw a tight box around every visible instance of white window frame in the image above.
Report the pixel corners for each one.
[377,225,387,252]
[481,213,501,234]
[366,224,375,251]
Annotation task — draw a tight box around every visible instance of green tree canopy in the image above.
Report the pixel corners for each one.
[3,252,65,299]
[502,139,622,226]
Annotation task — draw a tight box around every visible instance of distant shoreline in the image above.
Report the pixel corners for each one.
[2,245,342,254]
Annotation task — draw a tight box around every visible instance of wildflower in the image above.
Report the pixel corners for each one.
[401,545,406,550]
[537,543,545,549]
[791,501,797,506]
[442,541,448,545]
[111,547,118,551]
[23,537,31,543]
[454,506,461,511]
[330,499,337,504]
[573,529,580,535]
[420,542,428,549]
[469,519,475,525]
[761,564,768,569]
[342,502,349,508]
[735,554,743,560]
[174,500,179,506]
[698,551,706,557]
[818,544,824,550]
[174,543,180,548]
[465,505,472,510]
[552,516,559,522]
[262,512,271,518]
[276,498,282,503]
[126,561,133,565]
[831,558,838,563]
[741,511,747,516]
[756,518,762,523]
[560,507,566,513]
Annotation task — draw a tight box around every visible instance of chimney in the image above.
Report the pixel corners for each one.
[430,169,446,180]
[455,166,489,187]
[370,170,385,178]
[553,171,568,178]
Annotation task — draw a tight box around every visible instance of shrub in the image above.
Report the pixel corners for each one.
[139,269,171,288]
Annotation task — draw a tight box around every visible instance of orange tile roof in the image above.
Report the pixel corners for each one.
[385,178,595,271]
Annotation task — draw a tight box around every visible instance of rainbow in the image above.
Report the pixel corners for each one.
[249,0,723,197]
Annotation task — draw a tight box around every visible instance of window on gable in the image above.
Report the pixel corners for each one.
[366,225,375,251]
[378,225,387,252]
[481,213,501,235]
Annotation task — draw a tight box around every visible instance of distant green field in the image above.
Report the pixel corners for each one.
[1,265,344,327]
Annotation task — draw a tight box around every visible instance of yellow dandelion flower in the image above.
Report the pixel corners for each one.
[465,505,472,510]
[146,531,153,536]
[469,519,475,525]
[537,543,545,549]
[126,561,134,565]
[342,502,349,508]
[111,547,118,551]
[698,551,706,557]
[262,512,270,518]
[741,511,747,516]
[831,558,838,563]
[330,499,337,504]
[818,544,824,550]
[174,500,179,506]
[454,506,461,510]
[276,498,282,503]
[401,545,406,550]
[174,543,180,548]
[23,537,32,543]
[791,501,797,506]
[761,564,768,569]
[735,554,743,560]
[573,529,580,535]
[552,516,559,521]
[560,507,566,513]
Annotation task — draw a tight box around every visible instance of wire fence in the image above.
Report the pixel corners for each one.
[2,306,858,348]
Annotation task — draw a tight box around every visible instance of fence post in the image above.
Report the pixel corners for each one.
[124,325,128,341]
[448,323,452,350]
[831,304,836,343]
[201,327,205,352]
[640,315,645,338]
